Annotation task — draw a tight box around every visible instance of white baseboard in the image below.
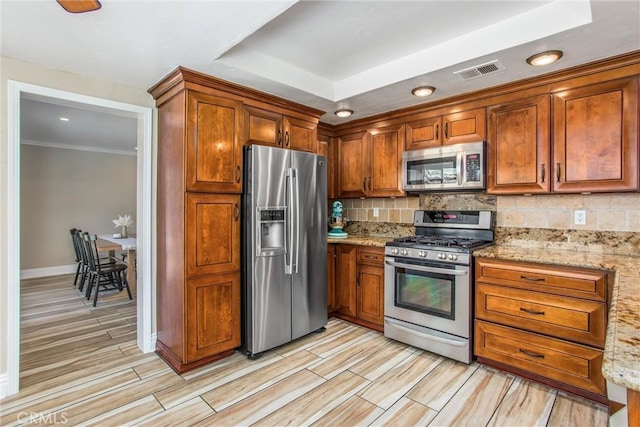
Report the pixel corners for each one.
[0,372,7,399]
[20,264,77,279]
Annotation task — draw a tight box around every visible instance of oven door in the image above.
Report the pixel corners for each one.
[384,256,470,338]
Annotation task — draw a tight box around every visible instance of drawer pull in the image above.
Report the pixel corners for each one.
[520,275,545,282]
[364,255,378,260]
[520,307,545,316]
[520,349,545,359]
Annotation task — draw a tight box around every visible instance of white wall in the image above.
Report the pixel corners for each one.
[0,56,157,389]
[20,145,137,270]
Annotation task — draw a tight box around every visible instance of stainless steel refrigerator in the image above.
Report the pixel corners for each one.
[241,145,327,358]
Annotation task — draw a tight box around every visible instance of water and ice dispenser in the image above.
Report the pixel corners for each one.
[257,208,286,257]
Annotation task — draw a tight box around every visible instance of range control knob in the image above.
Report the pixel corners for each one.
[448,254,458,261]
[401,249,409,256]
[391,248,399,255]
[438,253,446,260]
[418,250,427,258]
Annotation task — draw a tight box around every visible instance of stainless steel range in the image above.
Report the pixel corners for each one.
[384,210,494,363]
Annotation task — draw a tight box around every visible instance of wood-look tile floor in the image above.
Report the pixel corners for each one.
[1,274,609,426]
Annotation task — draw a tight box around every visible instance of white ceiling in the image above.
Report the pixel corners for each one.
[3,0,639,151]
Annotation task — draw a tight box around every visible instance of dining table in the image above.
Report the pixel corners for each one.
[96,234,137,297]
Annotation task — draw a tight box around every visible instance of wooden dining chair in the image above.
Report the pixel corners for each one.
[69,228,83,287]
[82,232,131,306]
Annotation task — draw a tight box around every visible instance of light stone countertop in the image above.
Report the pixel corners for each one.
[327,235,392,247]
[473,245,640,392]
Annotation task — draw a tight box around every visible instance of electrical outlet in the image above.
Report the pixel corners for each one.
[574,210,586,225]
[373,207,379,217]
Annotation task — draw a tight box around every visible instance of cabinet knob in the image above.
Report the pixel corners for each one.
[285,131,290,147]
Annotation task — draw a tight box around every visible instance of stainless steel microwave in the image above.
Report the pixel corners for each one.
[402,141,485,192]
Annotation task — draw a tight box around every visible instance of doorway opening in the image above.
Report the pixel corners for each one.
[5,80,153,397]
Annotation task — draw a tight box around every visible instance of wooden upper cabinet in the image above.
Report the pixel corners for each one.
[406,114,442,150]
[369,124,405,197]
[317,133,337,199]
[487,94,550,194]
[186,193,241,278]
[338,124,405,198]
[186,91,243,193]
[244,106,283,148]
[338,131,369,198]
[244,105,318,153]
[552,77,639,193]
[405,108,485,150]
[443,108,486,145]
[284,116,317,152]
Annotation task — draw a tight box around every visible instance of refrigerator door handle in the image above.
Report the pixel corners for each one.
[285,168,294,275]
[292,168,300,274]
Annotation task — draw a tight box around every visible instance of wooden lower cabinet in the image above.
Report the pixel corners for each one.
[474,257,610,403]
[475,321,606,397]
[327,244,336,313]
[186,273,240,362]
[333,244,384,330]
[335,244,357,317]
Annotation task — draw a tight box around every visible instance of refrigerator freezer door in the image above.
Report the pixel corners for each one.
[244,145,292,354]
[290,151,328,340]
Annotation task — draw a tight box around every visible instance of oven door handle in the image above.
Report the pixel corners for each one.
[385,260,468,276]
[384,318,467,347]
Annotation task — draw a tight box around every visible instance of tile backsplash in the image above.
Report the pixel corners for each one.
[340,193,639,233]
[338,193,639,254]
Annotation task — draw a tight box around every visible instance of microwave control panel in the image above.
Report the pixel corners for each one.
[465,153,482,182]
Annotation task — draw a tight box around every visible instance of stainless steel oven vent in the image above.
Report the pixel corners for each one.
[454,60,505,80]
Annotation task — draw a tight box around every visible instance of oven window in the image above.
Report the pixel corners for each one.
[395,266,455,320]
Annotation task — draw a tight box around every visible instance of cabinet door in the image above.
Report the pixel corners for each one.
[186,272,240,362]
[368,124,405,197]
[552,77,638,192]
[487,95,550,194]
[317,133,337,199]
[357,264,384,326]
[186,91,243,193]
[186,193,240,278]
[244,106,283,148]
[443,108,486,145]
[335,244,357,317]
[327,244,336,313]
[285,116,317,153]
[406,115,442,150]
[338,131,369,198]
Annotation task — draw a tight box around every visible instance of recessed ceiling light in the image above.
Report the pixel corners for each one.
[411,86,436,97]
[526,50,563,67]
[59,117,70,122]
[334,109,353,118]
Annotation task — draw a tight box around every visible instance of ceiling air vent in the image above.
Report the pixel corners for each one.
[454,60,505,80]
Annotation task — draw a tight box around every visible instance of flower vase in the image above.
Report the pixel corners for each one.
[121,225,128,238]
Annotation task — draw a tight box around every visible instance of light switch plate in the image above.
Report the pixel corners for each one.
[373,207,379,217]
[574,210,586,225]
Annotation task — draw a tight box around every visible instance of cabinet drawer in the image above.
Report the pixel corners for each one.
[476,258,608,302]
[357,247,385,266]
[475,320,605,396]
[476,284,606,347]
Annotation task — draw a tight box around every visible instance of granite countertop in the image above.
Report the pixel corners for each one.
[327,234,392,247]
[473,245,640,392]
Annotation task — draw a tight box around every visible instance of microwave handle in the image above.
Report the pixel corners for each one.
[457,152,464,186]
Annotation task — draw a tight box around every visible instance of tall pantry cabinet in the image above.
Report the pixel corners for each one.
[149,67,323,373]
